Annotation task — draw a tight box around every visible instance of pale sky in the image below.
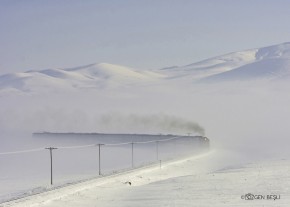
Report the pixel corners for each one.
[0,0,290,74]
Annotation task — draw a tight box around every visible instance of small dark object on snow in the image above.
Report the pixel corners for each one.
[124,181,132,185]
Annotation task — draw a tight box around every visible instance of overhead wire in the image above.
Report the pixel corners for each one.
[0,136,191,155]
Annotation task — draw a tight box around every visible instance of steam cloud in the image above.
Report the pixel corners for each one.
[99,113,205,135]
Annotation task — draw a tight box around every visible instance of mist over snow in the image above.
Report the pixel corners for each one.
[1,42,290,160]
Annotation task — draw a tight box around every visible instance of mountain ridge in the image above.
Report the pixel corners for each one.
[1,42,290,93]
[161,42,290,82]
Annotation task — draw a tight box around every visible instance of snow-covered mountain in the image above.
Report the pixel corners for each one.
[0,63,164,93]
[1,42,290,94]
[162,42,290,82]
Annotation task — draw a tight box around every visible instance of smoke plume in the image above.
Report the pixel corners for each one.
[99,113,205,135]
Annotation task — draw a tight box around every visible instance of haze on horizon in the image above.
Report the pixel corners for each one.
[1,0,290,74]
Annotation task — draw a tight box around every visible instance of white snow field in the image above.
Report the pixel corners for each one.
[1,42,290,94]
[0,134,207,203]
[1,150,290,207]
[1,42,290,206]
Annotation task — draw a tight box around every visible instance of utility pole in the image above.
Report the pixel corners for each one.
[45,147,58,185]
[131,142,134,168]
[156,141,159,161]
[97,144,104,175]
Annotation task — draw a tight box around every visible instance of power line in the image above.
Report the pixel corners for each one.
[0,148,45,155]
[0,136,192,155]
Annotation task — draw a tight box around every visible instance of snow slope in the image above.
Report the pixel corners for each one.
[2,150,290,207]
[161,42,290,83]
[1,42,290,94]
[160,49,258,80]
[0,63,164,93]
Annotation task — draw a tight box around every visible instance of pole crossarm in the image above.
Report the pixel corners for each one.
[45,147,58,150]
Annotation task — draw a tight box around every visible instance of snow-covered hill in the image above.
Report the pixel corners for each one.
[1,42,290,94]
[162,42,290,83]
[160,49,258,80]
[0,63,164,93]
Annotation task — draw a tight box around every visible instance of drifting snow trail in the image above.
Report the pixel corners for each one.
[1,150,290,207]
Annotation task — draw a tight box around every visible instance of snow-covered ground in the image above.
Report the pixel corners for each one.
[0,134,206,203]
[1,149,289,207]
[1,42,290,206]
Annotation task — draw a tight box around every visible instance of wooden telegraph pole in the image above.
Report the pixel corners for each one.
[156,140,159,161]
[45,147,58,185]
[131,142,134,168]
[97,144,104,175]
